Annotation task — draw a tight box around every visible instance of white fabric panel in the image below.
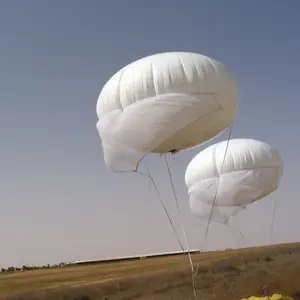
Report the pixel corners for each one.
[97,93,220,171]
[97,52,239,118]
[189,199,245,224]
[188,168,281,207]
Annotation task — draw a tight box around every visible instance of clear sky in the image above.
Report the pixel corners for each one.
[1,0,299,268]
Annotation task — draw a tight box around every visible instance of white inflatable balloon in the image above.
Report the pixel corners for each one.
[96,52,239,172]
[185,138,284,224]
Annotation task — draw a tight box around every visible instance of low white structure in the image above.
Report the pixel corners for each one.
[68,249,200,266]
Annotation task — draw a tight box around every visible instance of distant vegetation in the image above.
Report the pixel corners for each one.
[0,262,66,273]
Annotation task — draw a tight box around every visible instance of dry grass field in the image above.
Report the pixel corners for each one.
[0,243,300,300]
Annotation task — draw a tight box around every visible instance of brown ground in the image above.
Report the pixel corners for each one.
[0,243,300,300]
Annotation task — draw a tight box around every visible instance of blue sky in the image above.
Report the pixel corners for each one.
[1,0,299,268]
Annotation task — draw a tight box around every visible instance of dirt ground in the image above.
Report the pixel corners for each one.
[0,243,299,300]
